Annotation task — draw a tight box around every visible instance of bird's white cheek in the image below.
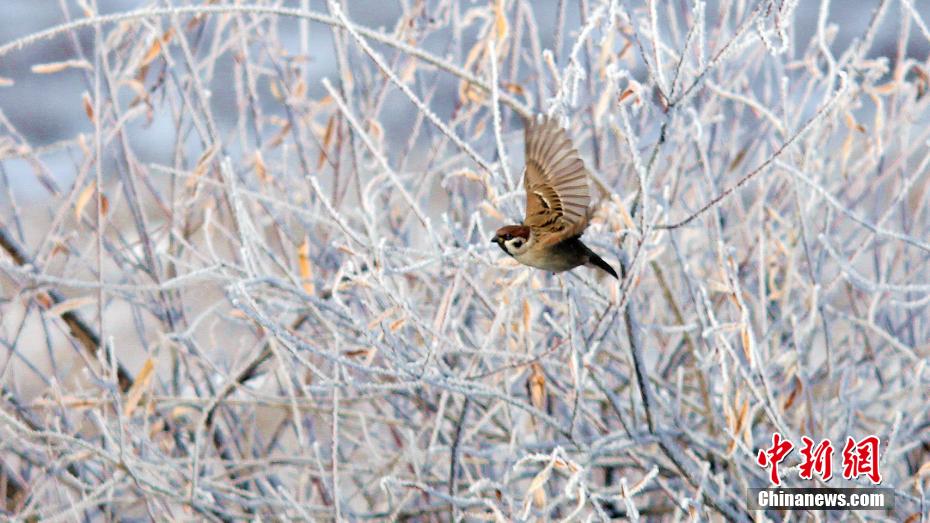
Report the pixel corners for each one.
[504,238,529,255]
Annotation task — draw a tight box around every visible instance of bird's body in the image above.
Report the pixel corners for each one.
[492,115,618,280]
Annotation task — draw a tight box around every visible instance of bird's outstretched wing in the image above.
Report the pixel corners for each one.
[522,115,591,245]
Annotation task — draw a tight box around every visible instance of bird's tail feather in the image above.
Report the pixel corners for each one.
[587,251,619,280]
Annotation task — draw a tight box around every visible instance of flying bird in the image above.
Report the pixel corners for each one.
[491,115,618,279]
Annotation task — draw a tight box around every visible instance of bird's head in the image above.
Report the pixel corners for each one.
[491,225,531,256]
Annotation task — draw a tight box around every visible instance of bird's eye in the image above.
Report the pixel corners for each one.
[503,234,512,240]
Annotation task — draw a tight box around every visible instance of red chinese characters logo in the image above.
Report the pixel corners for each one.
[842,436,882,484]
[756,434,882,485]
[798,436,834,481]
[756,432,793,485]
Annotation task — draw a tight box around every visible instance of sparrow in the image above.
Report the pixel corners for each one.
[491,115,618,280]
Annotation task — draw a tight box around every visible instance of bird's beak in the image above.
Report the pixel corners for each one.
[490,236,499,244]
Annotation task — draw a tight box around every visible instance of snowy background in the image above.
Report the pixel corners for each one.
[1,0,929,520]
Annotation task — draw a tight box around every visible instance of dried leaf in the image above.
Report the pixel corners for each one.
[367,118,383,143]
[292,78,307,99]
[782,376,802,411]
[123,358,156,417]
[318,114,337,168]
[99,193,109,216]
[140,28,174,68]
[528,363,546,411]
[269,80,282,101]
[50,241,71,257]
[82,92,95,123]
[472,117,486,138]
[462,81,487,104]
[553,458,577,472]
[914,461,930,491]
[268,121,292,148]
[872,81,897,95]
[728,146,748,172]
[843,111,865,133]
[32,60,92,74]
[493,0,509,41]
[914,65,929,99]
[533,487,546,509]
[618,87,637,105]
[400,60,418,83]
[740,325,752,363]
[502,82,524,96]
[432,283,455,332]
[187,144,218,188]
[35,292,53,309]
[527,465,551,508]
[75,182,96,221]
[367,307,398,329]
[459,40,488,103]
[47,296,95,317]
[734,397,748,435]
[298,237,315,295]
[253,150,268,182]
[522,299,531,332]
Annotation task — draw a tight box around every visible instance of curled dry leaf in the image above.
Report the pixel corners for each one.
[139,28,174,76]
[82,92,95,123]
[526,464,551,510]
[74,182,108,222]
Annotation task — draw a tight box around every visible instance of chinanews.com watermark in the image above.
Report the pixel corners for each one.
[749,433,894,511]
[749,488,894,510]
